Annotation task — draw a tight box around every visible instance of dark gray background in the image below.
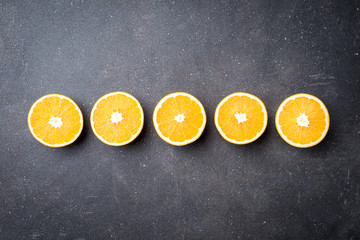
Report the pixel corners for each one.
[1,0,359,239]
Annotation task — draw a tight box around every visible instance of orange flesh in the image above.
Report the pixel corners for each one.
[92,94,142,144]
[29,96,82,145]
[217,95,265,142]
[156,95,204,143]
[278,97,326,145]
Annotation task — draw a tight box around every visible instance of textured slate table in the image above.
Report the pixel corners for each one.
[1,0,359,239]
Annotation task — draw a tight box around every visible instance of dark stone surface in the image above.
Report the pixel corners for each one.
[0,0,359,239]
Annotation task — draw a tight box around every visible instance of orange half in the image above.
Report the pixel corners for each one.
[153,92,206,146]
[275,93,330,148]
[215,92,268,144]
[28,94,83,147]
[90,92,144,146]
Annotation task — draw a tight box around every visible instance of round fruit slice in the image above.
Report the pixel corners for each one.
[90,92,144,146]
[28,94,83,147]
[215,92,268,144]
[275,93,330,148]
[153,92,206,146]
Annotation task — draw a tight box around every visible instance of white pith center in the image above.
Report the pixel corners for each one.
[234,112,247,124]
[48,116,63,128]
[174,114,185,123]
[297,113,310,127]
[110,111,123,124]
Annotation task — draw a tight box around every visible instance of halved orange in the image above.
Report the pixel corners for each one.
[90,92,144,146]
[275,93,330,148]
[28,94,83,147]
[215,92,268,144]
[153,92,206,146]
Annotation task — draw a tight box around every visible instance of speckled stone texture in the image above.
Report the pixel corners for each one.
[0,0,359,239]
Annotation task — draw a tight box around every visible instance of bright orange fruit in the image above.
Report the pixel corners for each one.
[275,93,330,148]
[28,94,83,147]
[90,92,144,146]
[215,92,268,144]
[153,92,206,146]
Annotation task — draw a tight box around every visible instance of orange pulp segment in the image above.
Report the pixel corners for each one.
[215,92,268,144]
[275,93,330,148]
[28,94,83,147]
[153,92,206,146]
[90,92,144,146]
